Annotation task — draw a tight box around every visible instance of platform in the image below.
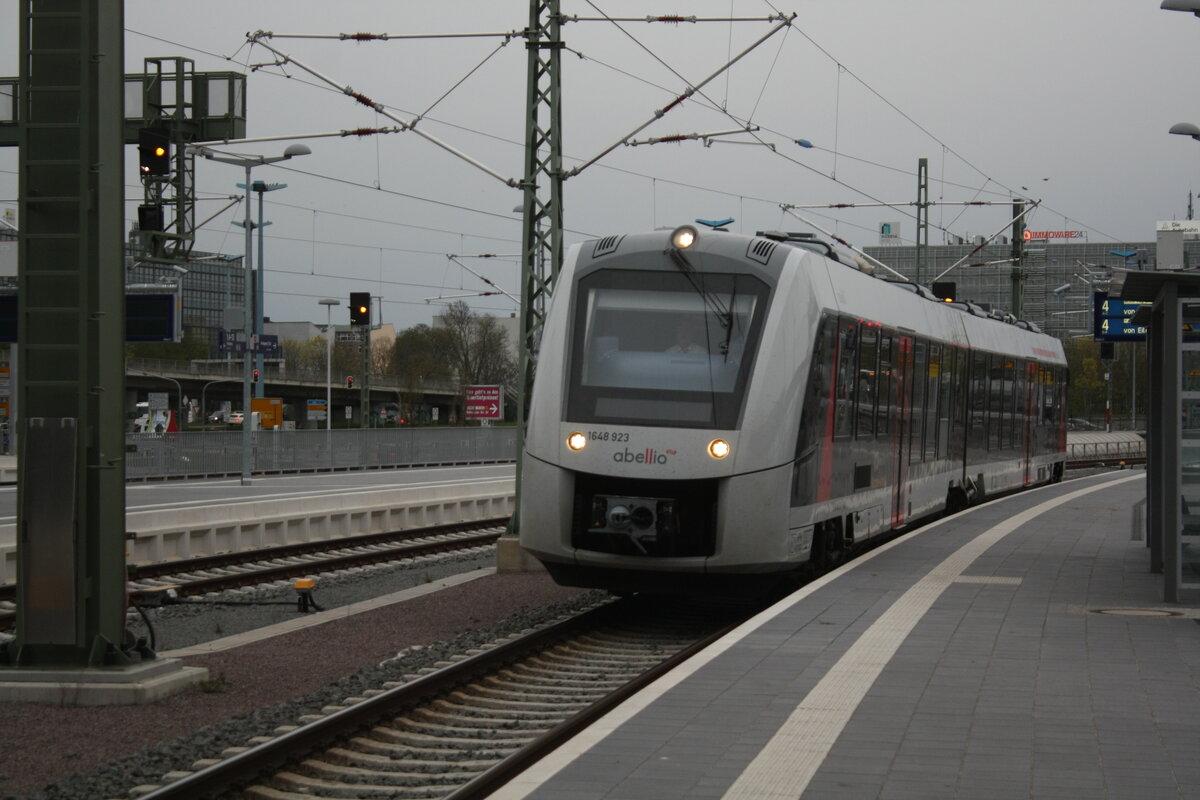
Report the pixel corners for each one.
[496,470,1200,799]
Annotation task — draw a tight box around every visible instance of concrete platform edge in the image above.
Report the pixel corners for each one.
[0,658,208,706]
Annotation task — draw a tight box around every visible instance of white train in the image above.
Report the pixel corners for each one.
[519,225,1068,594]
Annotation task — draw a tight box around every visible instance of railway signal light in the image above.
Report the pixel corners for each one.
[138,128,170,176]
[137,203,164,233]
[349,292,370,326]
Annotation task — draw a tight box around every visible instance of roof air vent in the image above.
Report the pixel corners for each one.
[746,238,777,265]
[592,235,624,258]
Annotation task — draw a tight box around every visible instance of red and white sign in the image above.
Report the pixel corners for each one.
[465,385,503,420]
[1023,229,1085,241]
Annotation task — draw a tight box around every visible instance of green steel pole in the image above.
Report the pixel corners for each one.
[6,0,129,668]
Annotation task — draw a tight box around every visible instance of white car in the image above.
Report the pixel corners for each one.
[229,411,245,424]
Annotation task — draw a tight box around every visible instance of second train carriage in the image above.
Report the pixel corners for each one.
[519,225,1068,594]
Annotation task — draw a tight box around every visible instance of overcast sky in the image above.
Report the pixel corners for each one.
[2,1,1198,331]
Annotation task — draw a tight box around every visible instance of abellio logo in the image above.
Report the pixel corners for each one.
[613,447,675,465]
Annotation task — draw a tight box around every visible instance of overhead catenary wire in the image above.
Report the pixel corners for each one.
[245,31,520,187]
[118,16,1127,267]
[565,10,796,178]
[780,205,908,281]
[124,24,1119,246]
[933,200,1041,282]
[252,30,523,42]
[444,254,520,305]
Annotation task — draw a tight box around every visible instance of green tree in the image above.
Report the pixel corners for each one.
[389,324,453,387]
[1063,337,1146,427]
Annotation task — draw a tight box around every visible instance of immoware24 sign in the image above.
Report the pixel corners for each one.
[465,385,503,420]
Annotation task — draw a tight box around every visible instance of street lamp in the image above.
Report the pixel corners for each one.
[1162,0,1200,16]
[242,180,289,397]
[1170,122,1200,141]
[200,378,238,423]
[191,143,312,484]
[129,369,183,431]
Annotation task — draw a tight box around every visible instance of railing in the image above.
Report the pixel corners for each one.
[126,357,461,396]
[1065,432,1146,464]
[124,426,516,479]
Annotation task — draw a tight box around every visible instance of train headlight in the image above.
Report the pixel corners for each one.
[707,438,731,459]
[566,432,587,451]
[671,225,698,250]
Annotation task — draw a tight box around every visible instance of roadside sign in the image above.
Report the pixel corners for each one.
[306,398,327,422]
[258,334,280,356]
[465,385,503,420]
[218,330,245,355]
[148,391,169,411]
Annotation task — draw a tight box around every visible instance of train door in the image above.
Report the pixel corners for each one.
[891,335,913,527]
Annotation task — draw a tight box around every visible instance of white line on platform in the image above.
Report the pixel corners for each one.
[490,472,1142,800]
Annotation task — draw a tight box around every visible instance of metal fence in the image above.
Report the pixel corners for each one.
[125,426,517,479]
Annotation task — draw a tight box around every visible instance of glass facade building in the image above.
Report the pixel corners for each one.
[863,239,1200,341]
[125,246,244,356]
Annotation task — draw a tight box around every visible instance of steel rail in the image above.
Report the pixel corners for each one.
[0,518,509,629]
[132,598,637,800]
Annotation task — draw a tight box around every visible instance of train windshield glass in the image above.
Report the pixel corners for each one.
[567,269,770,429]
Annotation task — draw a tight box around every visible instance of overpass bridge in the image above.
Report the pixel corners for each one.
[124,357,469,427]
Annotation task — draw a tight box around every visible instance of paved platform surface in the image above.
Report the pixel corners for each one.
[497,471,1200,800]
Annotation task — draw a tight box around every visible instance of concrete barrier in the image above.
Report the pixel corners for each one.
[0,478,514,585]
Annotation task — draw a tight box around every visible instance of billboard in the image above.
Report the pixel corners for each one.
[465,385,503,420]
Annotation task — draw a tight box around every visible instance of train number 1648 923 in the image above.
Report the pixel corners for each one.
[589,431,630,443]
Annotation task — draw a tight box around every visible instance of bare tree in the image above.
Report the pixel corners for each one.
[280,336,327,374]
[436,301,517,388]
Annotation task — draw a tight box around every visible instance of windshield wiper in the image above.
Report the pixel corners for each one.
[667,247,731,328]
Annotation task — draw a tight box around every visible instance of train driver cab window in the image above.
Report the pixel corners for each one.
[567,268,771,429]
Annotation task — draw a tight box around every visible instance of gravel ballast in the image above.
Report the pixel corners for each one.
[0,552,596,800]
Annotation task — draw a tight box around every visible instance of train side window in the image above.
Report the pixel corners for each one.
[938,346,955,460]
[856,325,878,440]
[834,319,858,440]
[969,351,988,452]
[877,334,893,438]
[909,340,927,464]
[1011,359,1025,451]
[926,343,942,461]
[951,347,967,458]
[794,314,838,504]
[986,354,1002,451]
[1001,357,1016,451]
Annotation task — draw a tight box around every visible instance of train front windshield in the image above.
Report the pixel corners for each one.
[566,268,770,429]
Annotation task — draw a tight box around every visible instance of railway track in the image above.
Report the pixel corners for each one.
[0,518,508,632]
[130,595,748,800]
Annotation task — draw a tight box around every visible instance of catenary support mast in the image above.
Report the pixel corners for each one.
[509,0,564,536]
[5,0,129,668]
